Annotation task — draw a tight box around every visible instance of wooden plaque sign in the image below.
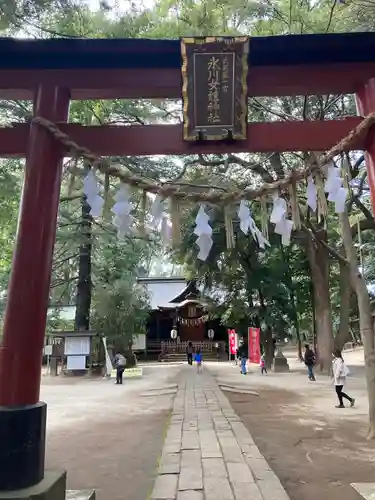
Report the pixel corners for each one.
[181,36,249,142]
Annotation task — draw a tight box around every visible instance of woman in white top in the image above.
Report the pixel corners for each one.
[332,349,355,408]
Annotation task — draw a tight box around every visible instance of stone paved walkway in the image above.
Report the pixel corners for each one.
[151,368,290,500]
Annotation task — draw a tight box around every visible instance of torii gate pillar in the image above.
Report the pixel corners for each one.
[0,86,70,491]
[356,79,375,216]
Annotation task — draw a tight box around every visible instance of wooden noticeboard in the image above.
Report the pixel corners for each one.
[181,36,249,142]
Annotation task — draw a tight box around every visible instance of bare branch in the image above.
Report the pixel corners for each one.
[302,223,348,265]
[352,197,374,221]
[325,0,337,33]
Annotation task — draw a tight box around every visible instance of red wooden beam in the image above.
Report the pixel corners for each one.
[0,63,374,100]
[0,117,365,157]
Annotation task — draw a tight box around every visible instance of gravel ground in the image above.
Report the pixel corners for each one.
[43,364,182,500]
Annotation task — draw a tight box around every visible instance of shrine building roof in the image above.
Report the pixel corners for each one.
[137,277,227,311]
[1,32,375,69]
[137,277,188,310]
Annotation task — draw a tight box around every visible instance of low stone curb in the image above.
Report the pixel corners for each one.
[219,385,260,396]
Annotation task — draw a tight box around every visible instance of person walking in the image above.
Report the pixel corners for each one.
[195,349,203,374]
[238,341,248,375]
[215,342,220,360]
[332,349,355,408]
[304,344,316,381]
[233,347,239,366]
[186,341,193,366]
[114,352,126,385]
[260,354,267,375]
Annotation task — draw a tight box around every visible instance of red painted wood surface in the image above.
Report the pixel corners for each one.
[356,79,375,217]
[0,63,374,100]
[0,86,70,406]
[0,117,365,157]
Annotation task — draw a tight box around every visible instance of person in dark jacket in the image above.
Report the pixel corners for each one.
[186,341,193,366]
[304,344,316,381]
[238,342,249,375]
[114,352,126,384]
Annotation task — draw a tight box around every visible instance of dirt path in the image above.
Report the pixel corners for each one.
[47,410,169,500]
[206,352,375,500]
[43,365,182,500]
[226,388,375,500]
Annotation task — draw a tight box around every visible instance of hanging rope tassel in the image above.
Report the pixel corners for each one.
[315,173,328,221]
[224,205,235,249]
[260,196,269,240]
[66,158,79,196]
[341,154,352,190]
[138,190,147,237]
[67,173,76,196]
[103,172,110,215]
[170,196,182,246]
[289,181,301,230]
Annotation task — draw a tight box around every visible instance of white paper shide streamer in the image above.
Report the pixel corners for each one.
[150,195,172,244]
[324,163,348,213]
[112,185,133,238]
[194,205,213,261]
[270,194,293,246]
[151,195,165,229]
[83,170,104,218]
[237,200,270,249]
[83,160,347,258]
[161,216,172,245]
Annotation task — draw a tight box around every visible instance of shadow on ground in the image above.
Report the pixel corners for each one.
[224,377,375,500]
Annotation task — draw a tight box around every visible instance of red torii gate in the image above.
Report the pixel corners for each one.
[1,32,375,493]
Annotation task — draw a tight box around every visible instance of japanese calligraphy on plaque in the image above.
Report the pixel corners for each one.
[181,36,249,141]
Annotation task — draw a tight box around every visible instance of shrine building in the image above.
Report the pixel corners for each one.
[138,277,227,359]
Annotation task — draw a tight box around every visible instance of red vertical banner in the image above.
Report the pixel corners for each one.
[228,329,238,355]
[248,327,261,364]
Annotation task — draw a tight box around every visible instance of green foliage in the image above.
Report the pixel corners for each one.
[174,202,312,340]
[0,160,23,288]
[46,308,74,332]
[0,0,82,33]
[89,236,152,350]
[91,277,150,349]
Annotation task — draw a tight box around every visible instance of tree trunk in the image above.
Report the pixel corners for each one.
[257,288,274,369]
[282,245,303,361]
[125,339,136,367]
[263,326,274,370]
[334,252,352,350]
[304,230,333,372]
[310,281,317,353]
[296,333,303,362]
[340,210,375,438]
[74,195,92,331]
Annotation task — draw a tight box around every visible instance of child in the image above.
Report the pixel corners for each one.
[195,349,203,374]
[260,354,267,375]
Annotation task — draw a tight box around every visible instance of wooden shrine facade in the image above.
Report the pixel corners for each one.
[139,278,226,351]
